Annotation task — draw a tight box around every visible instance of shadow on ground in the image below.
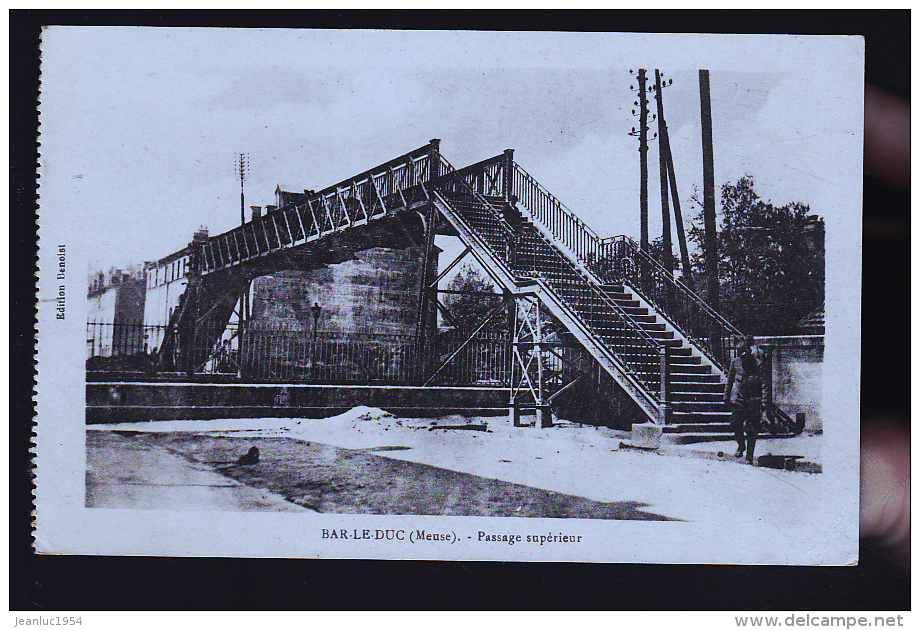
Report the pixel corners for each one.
[143,432,677,521]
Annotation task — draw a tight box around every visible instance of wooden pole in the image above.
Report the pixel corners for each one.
[638,69,649,256]
[654,70,673,275]
[661,124,693,279]
[699,70,720,312]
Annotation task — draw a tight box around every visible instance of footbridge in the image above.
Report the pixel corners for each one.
[95,140,802,437]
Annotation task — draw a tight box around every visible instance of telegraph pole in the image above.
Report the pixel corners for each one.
[629,69,651,256]
[237,152,250,326]
[238,152,249,226]
[661,123,693,280]
[654,70,674,275]
[639,70,649,255]
[699,70,719,312]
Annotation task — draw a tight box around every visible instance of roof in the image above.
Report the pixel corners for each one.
[796,306,825,335]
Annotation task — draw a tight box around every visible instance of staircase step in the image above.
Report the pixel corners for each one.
[670,373,721,383]
[668,355,702,364]
[669,364,713,375]
[664,432,737,445]
[672,401,727,412]
[670,390,724,401]
[671,411,732,423]
[663,422,732,433]
[647,331,678,342]
[670,381,724,393]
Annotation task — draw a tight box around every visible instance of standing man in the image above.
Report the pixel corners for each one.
[724,334,767,464]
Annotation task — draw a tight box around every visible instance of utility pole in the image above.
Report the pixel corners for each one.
[237,152,250,327]
[238,152,249,226]
[654,70,674,275]
[639,70,649,256]
[629,69,651,256]
[699,70,719,312]
[660,123,693,280]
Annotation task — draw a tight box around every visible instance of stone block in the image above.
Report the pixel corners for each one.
[631,422,662,449]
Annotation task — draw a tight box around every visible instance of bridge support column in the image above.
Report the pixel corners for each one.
[658,344,671,425]
[414,202,439,383]
[179,231,207,376]
[509,293,552,429]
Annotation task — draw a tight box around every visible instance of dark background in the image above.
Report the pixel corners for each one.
[11,10,909,610]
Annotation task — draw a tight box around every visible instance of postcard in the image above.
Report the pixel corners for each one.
[35,28,863,563]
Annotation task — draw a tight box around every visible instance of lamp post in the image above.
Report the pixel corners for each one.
[310,302,322,379]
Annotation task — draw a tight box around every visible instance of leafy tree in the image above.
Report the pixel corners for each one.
[441,264,508,333]
[689,176,824,335]
[648,236,680,276]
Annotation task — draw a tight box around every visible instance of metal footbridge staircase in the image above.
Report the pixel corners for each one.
[158,140,801,439]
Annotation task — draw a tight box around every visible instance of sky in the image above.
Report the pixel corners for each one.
[38,28,863,276]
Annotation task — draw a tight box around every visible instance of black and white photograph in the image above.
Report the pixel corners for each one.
[34,27,863,564]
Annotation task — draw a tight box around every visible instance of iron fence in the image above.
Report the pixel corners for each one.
[86,321,512,386]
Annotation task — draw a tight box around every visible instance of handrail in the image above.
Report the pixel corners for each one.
[598,235,743,370]
[524,268,664,400]
[312,144,434,200]
[438,156,658,349]
[452,153,506,183]
[525,275,662,411]
[434,154,518,239]
[512,163,605,264]
[199,144,435,274]
[604,236,742,337]
[507,160,744,370]
[523,247,662,351]
[430,159,664,397]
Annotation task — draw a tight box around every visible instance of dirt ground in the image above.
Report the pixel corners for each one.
[84,410,842,563]
[103,430,675,520]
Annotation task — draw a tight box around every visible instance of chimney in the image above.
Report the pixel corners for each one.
[251,205,262,220]
[265,205,277,214]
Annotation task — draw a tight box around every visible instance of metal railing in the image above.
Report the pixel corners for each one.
[454,154,507,198]
[86,321,158,361]
[86,321,511,386]
[431,154,519,274]
[199,143,437,275]
[520,251,664,397]
[596,236,743,370]
[512,163,605,265]
[506,160,744,371]
[431,158,664,398]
